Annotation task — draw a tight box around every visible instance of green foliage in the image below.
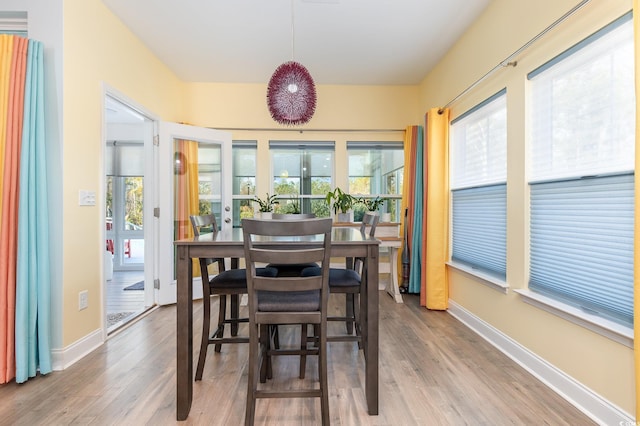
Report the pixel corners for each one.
[358,195,387,212]
[252,193,279,212]
[311,199,330,217]
[353,204,366,222]
[124,177,143,226]
[239,203,255,220]
[274,180,298,195]
[275,197,301,214]
[325,187,356,214]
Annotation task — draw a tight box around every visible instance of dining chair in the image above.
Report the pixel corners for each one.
[302,211,379,343]
[242,217,332,426]
[190,214,278,381]
[267,213,318,276]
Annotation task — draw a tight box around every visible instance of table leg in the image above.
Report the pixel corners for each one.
[365,244,379,415]
[385,247,403,303]
[176,246,193,421]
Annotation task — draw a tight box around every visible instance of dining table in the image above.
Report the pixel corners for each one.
[174,225,380,421]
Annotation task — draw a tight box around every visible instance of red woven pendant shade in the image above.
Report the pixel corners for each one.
[266,61,316,125]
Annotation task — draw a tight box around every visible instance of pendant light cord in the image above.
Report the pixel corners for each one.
[291,0,295,62]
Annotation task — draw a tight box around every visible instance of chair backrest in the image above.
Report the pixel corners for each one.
[271,213,316,219]
[190,214,222,277]
[353,212,380,273]
[360,212,380,238]
[190,214,219,237]
[242,218,332,323]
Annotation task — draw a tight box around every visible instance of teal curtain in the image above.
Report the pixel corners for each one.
[408,125,424,294]
[15,39,51,383]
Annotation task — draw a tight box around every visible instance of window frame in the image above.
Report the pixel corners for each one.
[269,141,335,217]
[346,141,404,222]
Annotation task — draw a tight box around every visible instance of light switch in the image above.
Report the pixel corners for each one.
[79,190,96,206]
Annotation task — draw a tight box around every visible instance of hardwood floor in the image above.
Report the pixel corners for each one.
[0,291,595,425]
[106,270,148,333]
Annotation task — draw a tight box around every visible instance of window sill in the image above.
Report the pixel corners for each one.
[514,289,633,348]
[446,261,509,294]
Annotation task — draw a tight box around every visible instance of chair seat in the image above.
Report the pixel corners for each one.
[257,290,320,312]
[267,262,319,277]
[210,267,278,288]
[301,266,360,287]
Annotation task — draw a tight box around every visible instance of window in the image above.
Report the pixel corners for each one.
[232,141,257,227]
[347,142,403,222]
[528,13,634,327]
[450,90,507,279]
[269,141,334,217]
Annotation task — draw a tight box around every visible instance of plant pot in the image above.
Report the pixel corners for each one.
[260,212,272,219]
[337,212,353,223]
[381,212,391,222]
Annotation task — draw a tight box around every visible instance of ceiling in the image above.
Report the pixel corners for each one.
[101,0,491,86]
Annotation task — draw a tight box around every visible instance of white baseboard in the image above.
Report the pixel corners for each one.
[50,328,103,371]
[447,300,634,426]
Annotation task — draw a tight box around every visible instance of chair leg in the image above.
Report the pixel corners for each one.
[345,294,354,334]
[195,294,211,381]
[353,293,362,350]
[272,325,280,349]
[215,295,227,353]
[245,322,259,426]
[299,324,308,379]
[259,324,271,383]
[231,294,240,336]
[319,322,330,426]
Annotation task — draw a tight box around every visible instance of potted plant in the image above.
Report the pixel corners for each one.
[252,193,279,219]
[358,195,391,222]
[325,187,356,222]
[359,196,386,212]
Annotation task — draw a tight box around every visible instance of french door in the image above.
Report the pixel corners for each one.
[157,122,232,305]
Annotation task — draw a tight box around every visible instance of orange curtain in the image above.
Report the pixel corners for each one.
[632,0,640,419]
[0,35,28,383]
[174,140,200,240]
[397,126,419,285]
[174,140,200,274]
[422,108,449,309]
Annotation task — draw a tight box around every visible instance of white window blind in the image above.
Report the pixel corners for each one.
[451,89,507,189]
[105,142,144,177]
[528,13,634,182]
[528,13,634,327]
[450,90,507,277]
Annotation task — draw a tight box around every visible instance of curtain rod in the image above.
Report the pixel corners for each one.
[438,0,592,114]
[209,127,405,133]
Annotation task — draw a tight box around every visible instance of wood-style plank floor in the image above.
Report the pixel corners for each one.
[0,291,595,425]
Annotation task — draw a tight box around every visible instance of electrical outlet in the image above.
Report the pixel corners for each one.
[79,290,88,310]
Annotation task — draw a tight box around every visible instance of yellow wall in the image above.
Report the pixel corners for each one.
[419,0,634,414]
[184,82,420,130]
[62,0,185,345]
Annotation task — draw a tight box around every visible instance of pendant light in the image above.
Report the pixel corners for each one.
[266,0,317,125]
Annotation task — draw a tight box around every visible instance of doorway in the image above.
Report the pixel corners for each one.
[104,94,155,333]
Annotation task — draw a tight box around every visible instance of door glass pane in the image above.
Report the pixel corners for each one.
[106,164,144,269]
[174,139,223,241]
